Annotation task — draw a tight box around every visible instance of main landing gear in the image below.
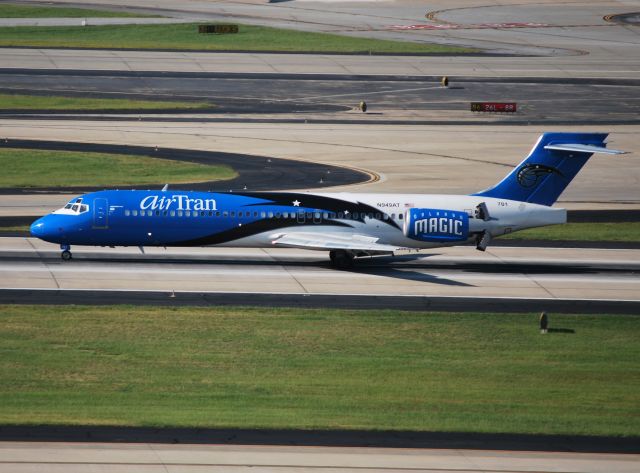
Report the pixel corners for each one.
[60,244,72,261]
[329,250,355,269]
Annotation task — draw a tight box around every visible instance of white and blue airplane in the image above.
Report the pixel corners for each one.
[30,132,626,268]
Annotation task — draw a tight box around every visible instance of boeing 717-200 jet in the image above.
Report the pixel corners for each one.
[30,133,626,268]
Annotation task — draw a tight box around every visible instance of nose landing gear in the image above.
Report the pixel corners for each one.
[60,244,72,261]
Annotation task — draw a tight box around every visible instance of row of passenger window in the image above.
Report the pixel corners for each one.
[124,209,405,220]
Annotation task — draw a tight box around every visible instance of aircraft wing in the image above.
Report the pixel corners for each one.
[270,232,401,253]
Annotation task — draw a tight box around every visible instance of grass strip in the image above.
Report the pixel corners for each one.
[0,225,29,232]
[0,148,236,188]
[0,23,475,53]
[0,305,638,436]
[501,222,640,242]
[0,4,155,18]
[0,93,214,111]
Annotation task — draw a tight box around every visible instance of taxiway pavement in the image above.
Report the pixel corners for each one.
[0,441,638,473]
[17,0,640,59]
[2,70,638,124]
[2,237,639,304]
[2,46,640,79]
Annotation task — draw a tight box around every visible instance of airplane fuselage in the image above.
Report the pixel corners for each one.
[30,190,566,251]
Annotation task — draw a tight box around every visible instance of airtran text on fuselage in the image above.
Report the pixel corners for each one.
[140,195,217,212]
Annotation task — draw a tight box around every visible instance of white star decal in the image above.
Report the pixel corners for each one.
[344,210,350,215]
[292,200,301,207]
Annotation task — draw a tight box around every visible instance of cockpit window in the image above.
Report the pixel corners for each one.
[58,198,89,215]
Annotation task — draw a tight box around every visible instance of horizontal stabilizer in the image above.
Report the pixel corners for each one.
[543,143,627,155]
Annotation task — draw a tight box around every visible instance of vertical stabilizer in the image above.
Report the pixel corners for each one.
[473,133,624,206]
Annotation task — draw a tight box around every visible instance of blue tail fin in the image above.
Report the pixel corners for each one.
[474,132,616,206]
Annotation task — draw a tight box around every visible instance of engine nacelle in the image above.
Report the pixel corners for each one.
[404,208,469,242]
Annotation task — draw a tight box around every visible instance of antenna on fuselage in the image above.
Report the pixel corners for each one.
[161,184,169,192]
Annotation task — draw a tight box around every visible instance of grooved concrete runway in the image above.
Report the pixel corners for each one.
[2,238,639,306]
[1,442,638,473]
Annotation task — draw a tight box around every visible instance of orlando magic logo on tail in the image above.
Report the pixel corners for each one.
[474,132,623,206]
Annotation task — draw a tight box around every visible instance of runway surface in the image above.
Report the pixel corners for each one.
[2,69,638,124]
[3,46,639,80]
[20,0,640,58]
[2,238,639,312]
[1,441,638,473]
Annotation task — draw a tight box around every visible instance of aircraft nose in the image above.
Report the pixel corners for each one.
[30,217,47,238]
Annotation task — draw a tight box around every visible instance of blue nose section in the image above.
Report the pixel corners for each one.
[30,217,51,239]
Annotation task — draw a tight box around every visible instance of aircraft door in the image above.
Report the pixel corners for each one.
[93,198,108,229]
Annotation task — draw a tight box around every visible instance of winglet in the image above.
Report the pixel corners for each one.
[161,184,169,191]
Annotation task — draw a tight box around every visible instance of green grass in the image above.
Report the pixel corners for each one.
[0,305,638,436]
[0,148,236,188]
[0,23,475,53]
[0,3,155,18]
[502,222,640,242]
[0,225,29,232]
[0,93,214,111]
